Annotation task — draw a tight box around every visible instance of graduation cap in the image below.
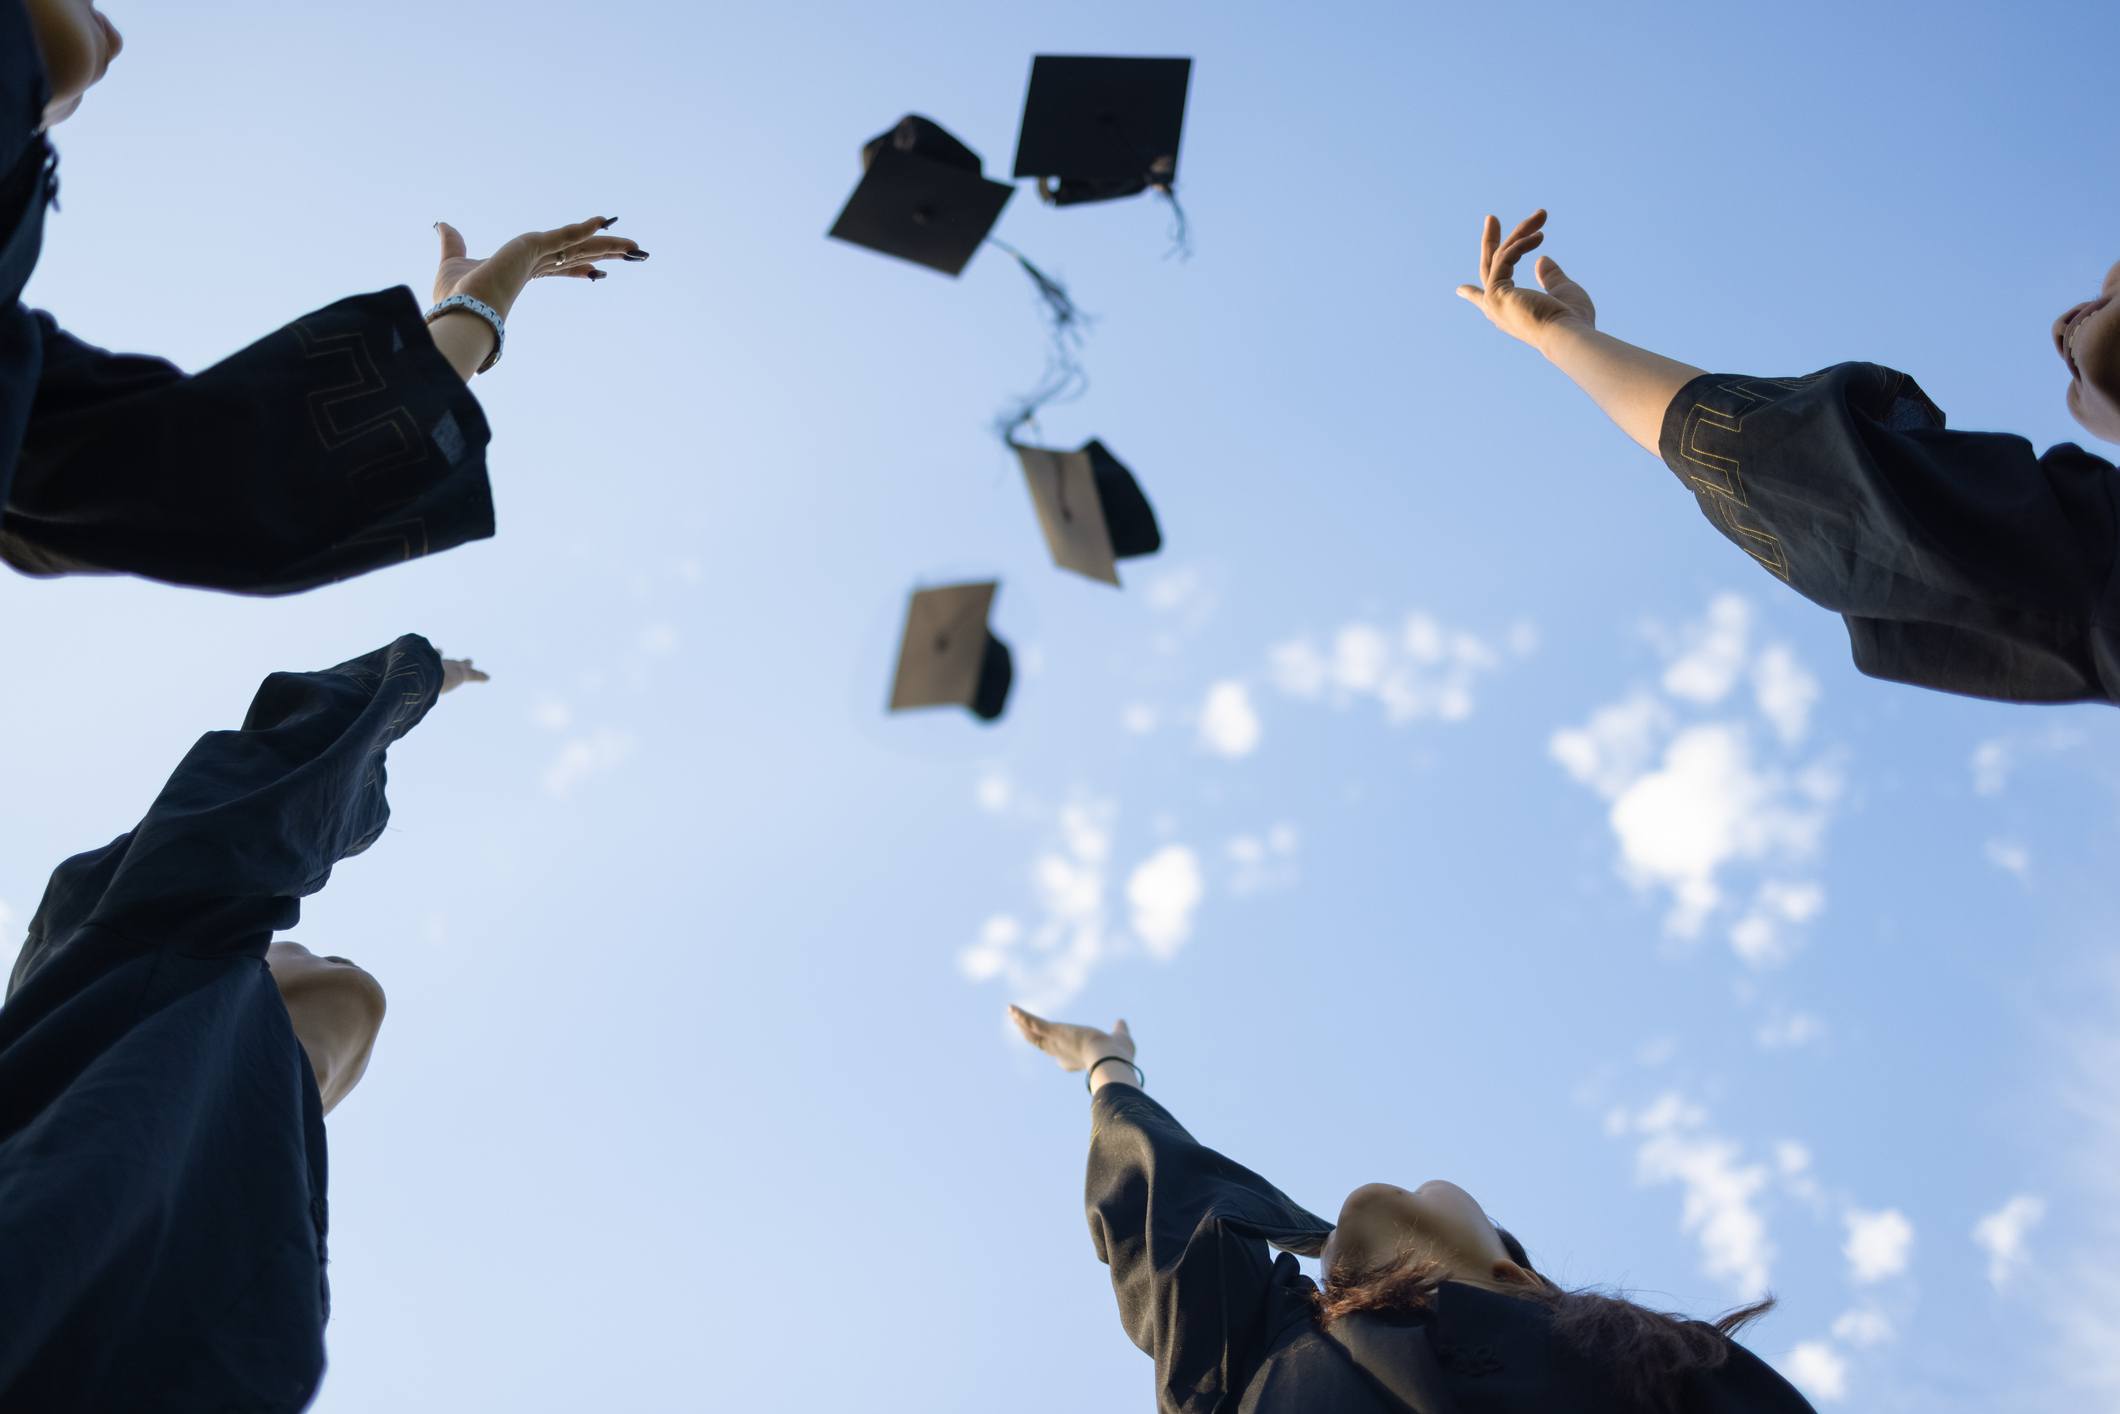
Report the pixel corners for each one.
[888,581,1014,721]
[1012,56,1192,206]
[1014,438,1162,586]
[828,115,1016,276]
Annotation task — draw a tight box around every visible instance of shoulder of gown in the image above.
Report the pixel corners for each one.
[1658,363,2120,704]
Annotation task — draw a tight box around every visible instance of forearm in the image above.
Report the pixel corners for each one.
[1533,317,1705,456]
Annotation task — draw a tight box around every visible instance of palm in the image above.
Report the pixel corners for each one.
[1456,209,1595,343]
[1009,1006,1133,1072]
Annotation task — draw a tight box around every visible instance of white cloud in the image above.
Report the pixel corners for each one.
[1972,1194,2045,1288]
[532,698,571,730]
[1758,1011,1826,1049]
[1551,692,1672,799]
[1730,879,1827,967]
[957,798,1114,1013]
[1121,703,1157,734]
[1144,566,1201,612]
[1128,846,1204,960]
[1198,681,1262,758]
[1606,724,1835,942]
[1785,1341,1848,1402]
[542,730,633,798]
[637,623,679,655]
[1752,644,1820,746]
[1269,611,1505,724]
[1662,593,1752,704]
[976,771,1012,813]
[1611,1093,1774,1296]
[1986,838,2031,881]
[1971,739,2011,796]
[1843,1208,1914,1283]
[1553,598,1838,960]
[1831,1308,1894,1346]
[1227,824,1299,897]
[960,797,1208,1009]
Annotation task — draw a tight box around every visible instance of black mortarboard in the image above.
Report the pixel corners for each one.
[1014,438,1162,586]
[888,581,1013,721]
[1011,57,1192,206]
[829,115,1016,276]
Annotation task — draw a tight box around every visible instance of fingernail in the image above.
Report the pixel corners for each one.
[602,217,619,228]
[622,250,650,261]
[588,269,607,281]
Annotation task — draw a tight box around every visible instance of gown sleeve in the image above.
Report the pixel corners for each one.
[1658,363,2120,703]
[4,632,445,1008]
[1,291,494,595]
[1086,1084,1337,1414]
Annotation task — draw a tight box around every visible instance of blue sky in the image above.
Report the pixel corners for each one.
[5,0,2119,1408]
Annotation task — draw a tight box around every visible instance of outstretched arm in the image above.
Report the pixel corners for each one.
[1457,210,1706,456]
[1008,1008,1335,1414]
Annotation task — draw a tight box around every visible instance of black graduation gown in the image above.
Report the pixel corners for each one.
[1086,1084,1818,1414]
[0,635,445,1412]
[1660,364,2120,703]
[0,11,492,596]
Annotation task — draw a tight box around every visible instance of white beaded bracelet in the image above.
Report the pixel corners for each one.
[424,293,504,373]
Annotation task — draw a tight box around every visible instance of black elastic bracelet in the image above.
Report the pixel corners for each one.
[1086,1055,1144,1092]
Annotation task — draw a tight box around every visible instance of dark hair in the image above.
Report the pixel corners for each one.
[1312,1245,1774,1414]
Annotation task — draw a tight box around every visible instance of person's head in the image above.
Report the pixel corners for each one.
[265,941,385,1115]
[1319,1180,1540,1295]
[2055,259,2120,446]
[1315,1179,1772,1413]
[25,0,122,129]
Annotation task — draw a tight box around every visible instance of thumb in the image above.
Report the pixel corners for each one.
[1455,284,1484,302]
[1535,256,1569,289]
[1112,1018,1132,1042]
[435,221,468,262]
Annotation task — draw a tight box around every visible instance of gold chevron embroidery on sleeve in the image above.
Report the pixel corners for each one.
[1712,493,1789,581]
[289,320,431,484]
[326,519,433,576]
[1681,379,1791,582]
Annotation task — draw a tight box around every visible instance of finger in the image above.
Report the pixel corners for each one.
[1008,1005,1045,1042]
[1535,255,1569,290]
[536,215,621,257]
[1478,214,1500,281]
[554,235,643,262]
[1486,211,1544,283]
[1112,1018,1131,1041]
[1489,229,1545,285]
[1505,209,1549,242]
[1455,284,1484,302]
[435,222,468,262]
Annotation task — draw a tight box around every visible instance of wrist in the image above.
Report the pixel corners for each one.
[1086,1054,1142,1093]
[426,306,499,382]
[1532,313,1596,359]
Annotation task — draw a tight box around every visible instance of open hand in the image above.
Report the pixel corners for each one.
[431,216,647,324]
[1009,1005,1134,1073]
[439,658,489,694]
[1455,210,1595,349]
